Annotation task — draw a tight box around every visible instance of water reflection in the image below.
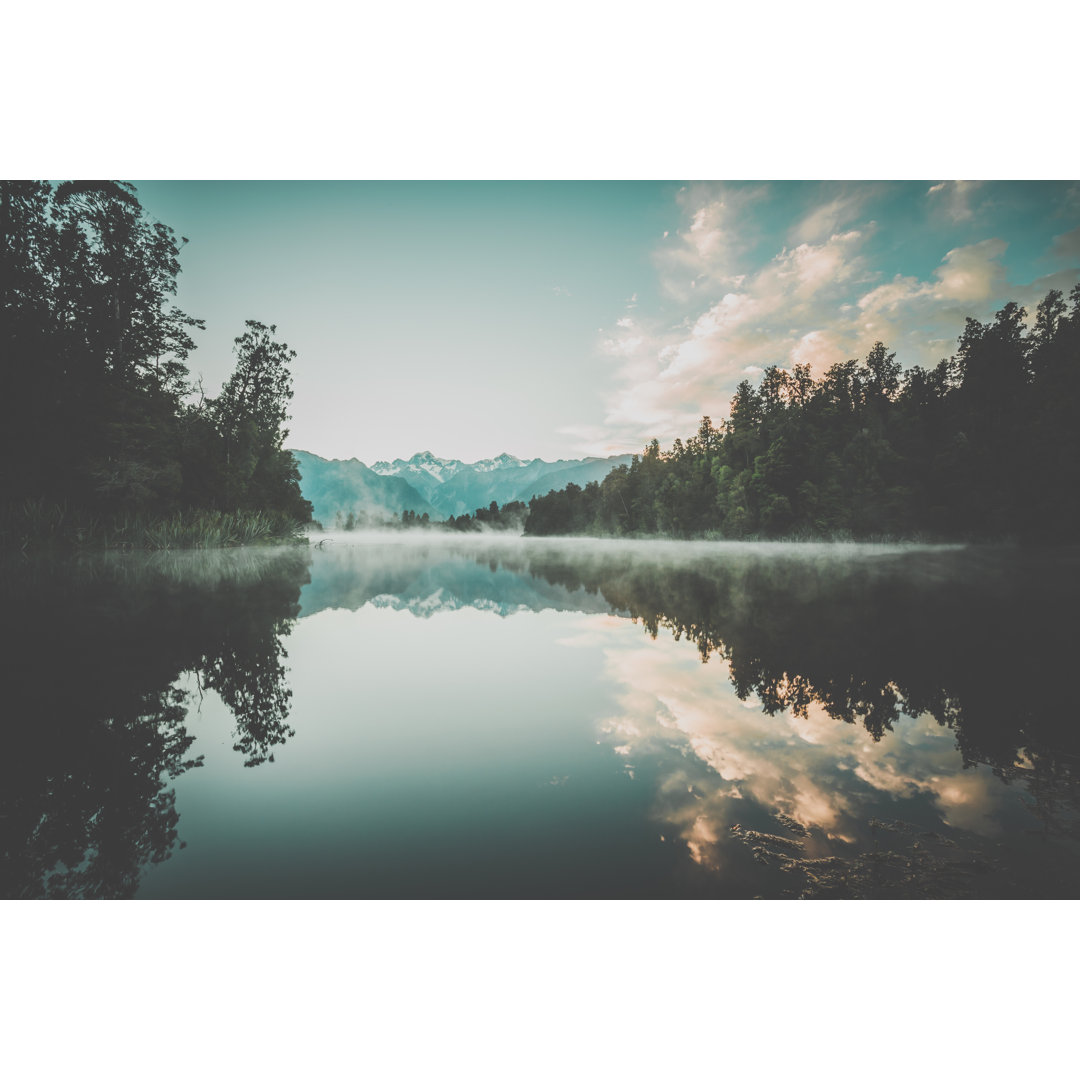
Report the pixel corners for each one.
[513,540,1080,895]
[0,548,310,898]
[4,536,1078,898]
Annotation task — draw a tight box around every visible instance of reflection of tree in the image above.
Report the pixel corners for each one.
[203,621,295,767]
[515,544,1080,822]
[1,684,198,899]
[0,549,309,898]
[731,817,1004,899]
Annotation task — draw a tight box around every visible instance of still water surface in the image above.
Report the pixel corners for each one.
[3,535,1078,899]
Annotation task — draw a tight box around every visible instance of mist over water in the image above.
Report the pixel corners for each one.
[3,537,1077,898]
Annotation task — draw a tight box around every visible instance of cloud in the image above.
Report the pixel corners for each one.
[927,180,984,222]
[652,183,767,302]
[570,184,1080,458]
[790,329,847,371]
[852,238,1078,344]
[858,238,1009,312]
[931,238,1008,302]
[1050,225,1080,261]
[1010,269,1080,321]
[789,189,876,244]
[583,223,881,451]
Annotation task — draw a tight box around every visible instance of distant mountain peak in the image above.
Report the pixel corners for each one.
[471,452,528,473]
[370,450,534,479]
[293,447,634,525]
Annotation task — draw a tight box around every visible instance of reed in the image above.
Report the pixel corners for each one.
[0,499,307,552]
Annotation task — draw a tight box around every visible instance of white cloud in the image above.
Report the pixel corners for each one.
[652,183,767,302]
[931,238,1008,302]
[789,189,876,244]
[790,329,846,371]
[571,185,1079,457]
[927,180,984,221]
[585,220,881,450]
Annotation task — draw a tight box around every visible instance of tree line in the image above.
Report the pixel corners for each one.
[525,288,1080,542]
[325,501,527,532]
[0,181,311,546]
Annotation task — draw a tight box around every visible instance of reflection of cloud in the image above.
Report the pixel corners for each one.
[554,616,629,649]
[931,773,1001,834]
[595,629,1015,869]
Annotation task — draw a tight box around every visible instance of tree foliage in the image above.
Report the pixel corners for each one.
[1,181,311,537]
[525,290,1080,542]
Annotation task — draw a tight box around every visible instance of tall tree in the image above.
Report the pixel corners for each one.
[211,321,311,520]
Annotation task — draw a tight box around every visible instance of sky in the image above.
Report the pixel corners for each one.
[133,180,1080,466]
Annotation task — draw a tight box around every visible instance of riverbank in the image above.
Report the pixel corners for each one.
[0,500,309,553]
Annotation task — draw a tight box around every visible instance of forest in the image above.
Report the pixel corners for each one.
[525,288,1080,542]
[6,180,1079,548]
[0,180,312,549]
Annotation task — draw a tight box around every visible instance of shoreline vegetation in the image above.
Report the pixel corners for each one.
[0,501,307,553]
[522,292,1080,544]
[1,181,312,553]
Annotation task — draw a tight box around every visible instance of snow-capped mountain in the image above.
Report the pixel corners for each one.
[291,450,439,527]
[372,451,634,518]
[371,450,528,481]
[290,447,634,525]
[371,450,469,483]
[471,452,526,473]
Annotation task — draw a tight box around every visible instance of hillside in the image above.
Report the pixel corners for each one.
[370,451,634,518]
[291,449,634,525]
[291,451,438,527]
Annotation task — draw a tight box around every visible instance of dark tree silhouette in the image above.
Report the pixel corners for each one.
[1,181,311,543]
[0,548,310,898]
[525,290,1080,543]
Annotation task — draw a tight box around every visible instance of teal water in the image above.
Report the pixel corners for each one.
[3,536,1078,899]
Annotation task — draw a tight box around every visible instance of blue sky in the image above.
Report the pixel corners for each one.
[135,180,1080,464]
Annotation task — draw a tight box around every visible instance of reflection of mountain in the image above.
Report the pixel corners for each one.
[300,537,1080,895]
[0,548,310,899]
[300,539,615,619]
[9,536,1078,899]
[303,537,1080,790]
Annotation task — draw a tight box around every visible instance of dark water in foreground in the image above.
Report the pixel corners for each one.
[2,535,1079,899]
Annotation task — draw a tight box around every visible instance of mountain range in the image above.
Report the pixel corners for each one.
[291,448,634,527]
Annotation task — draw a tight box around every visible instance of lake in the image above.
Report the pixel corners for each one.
[3,534,1078,899]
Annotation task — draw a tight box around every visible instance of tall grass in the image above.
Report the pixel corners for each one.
[0,499,307,552]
